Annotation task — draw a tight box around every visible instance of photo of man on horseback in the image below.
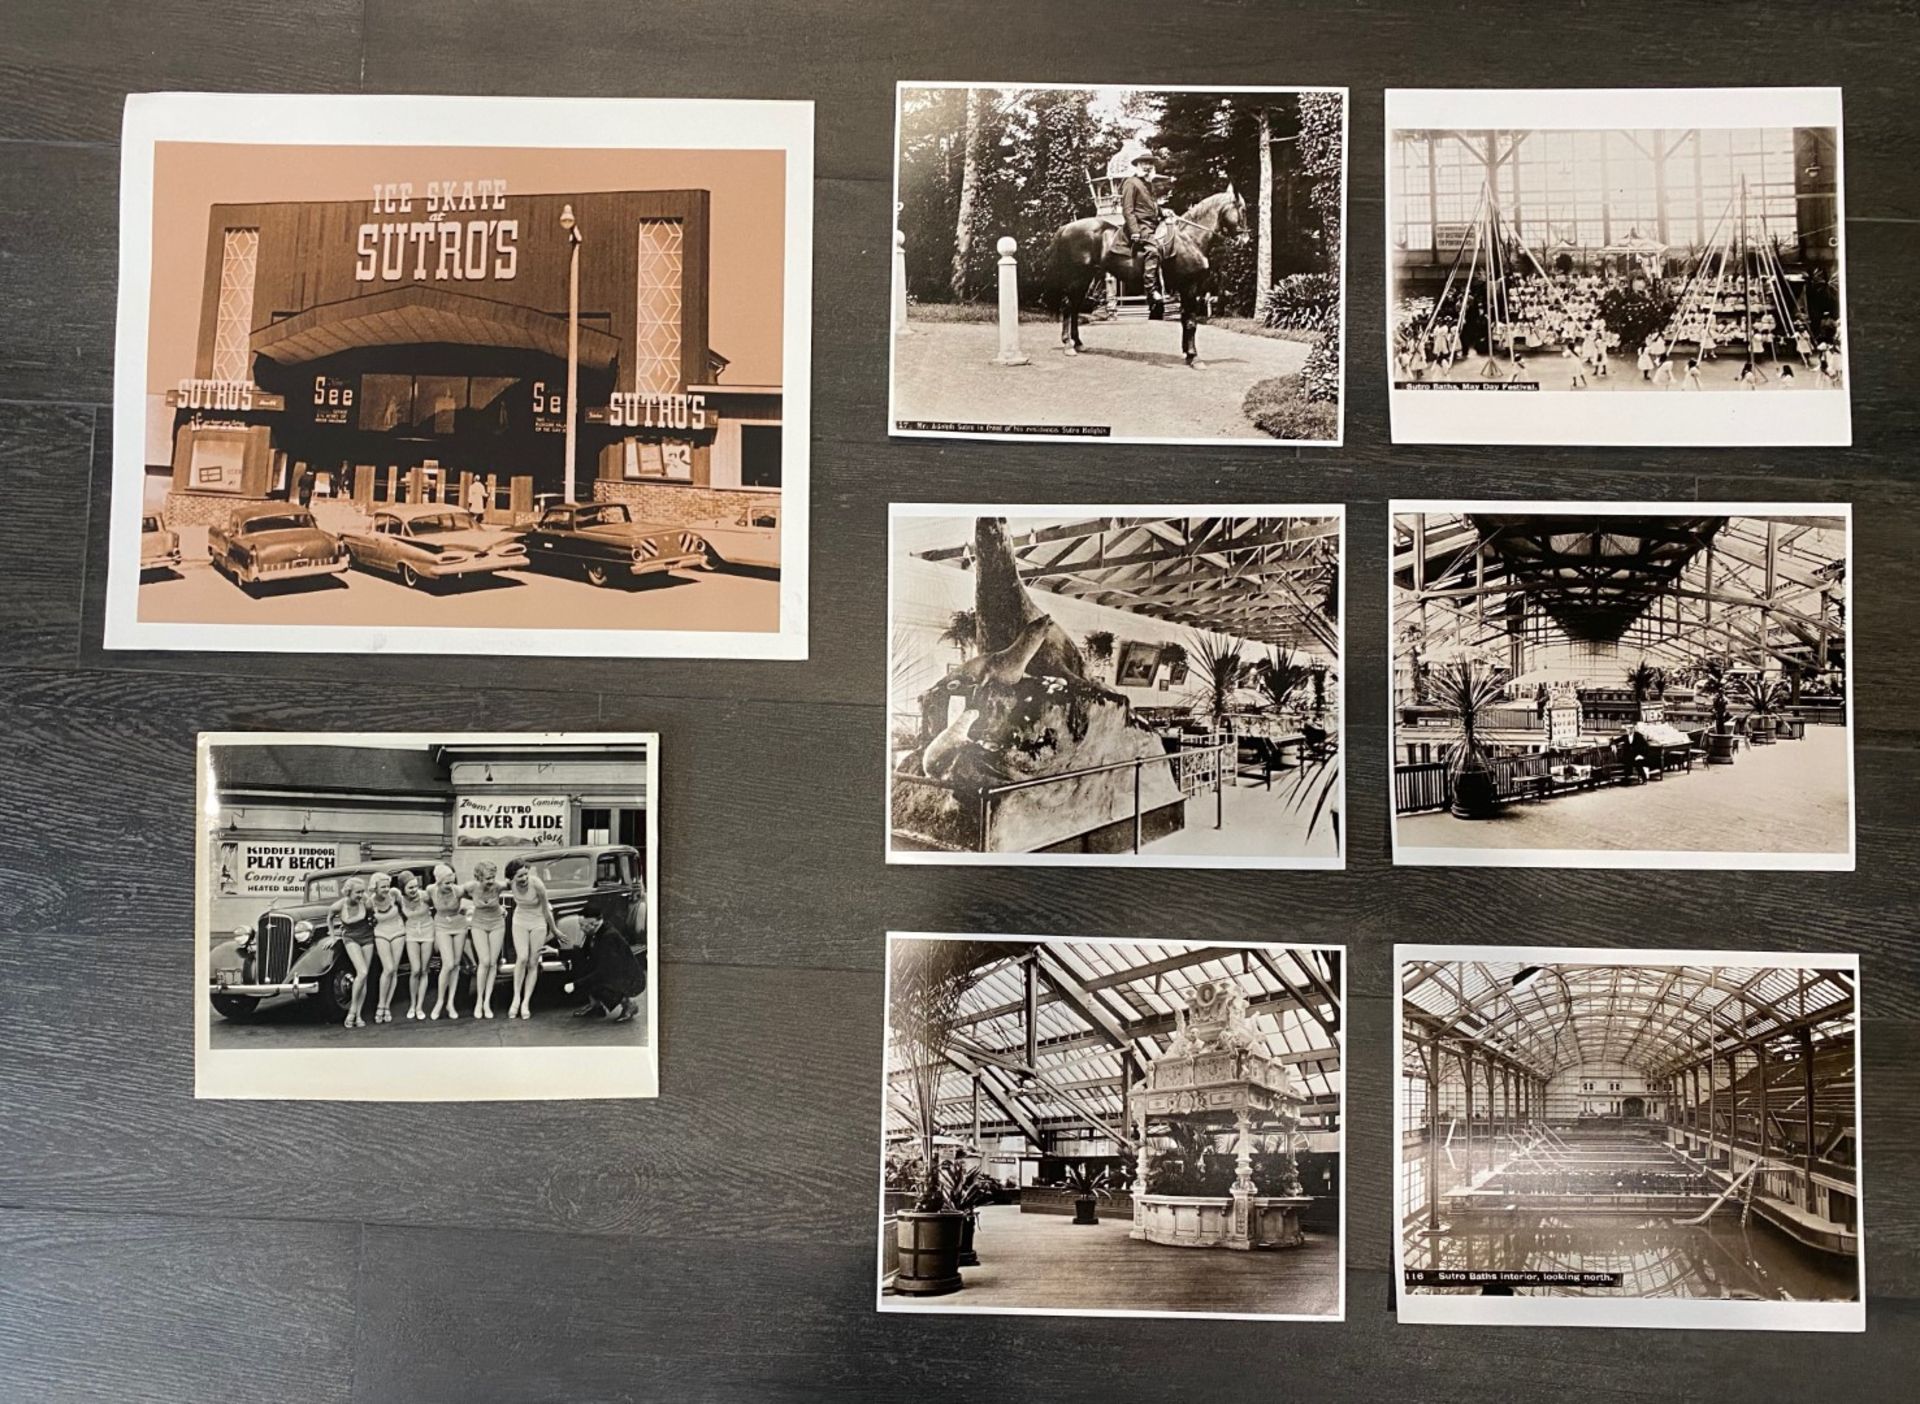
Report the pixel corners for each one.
[891,83,1348,444]
[1115,149,1168,318]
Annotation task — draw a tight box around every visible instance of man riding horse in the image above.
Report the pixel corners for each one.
[1114,150,1167,318]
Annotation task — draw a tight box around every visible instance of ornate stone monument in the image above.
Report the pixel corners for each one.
[1130,977,1312,1250]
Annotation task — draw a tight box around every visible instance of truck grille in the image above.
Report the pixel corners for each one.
[255,913,295,984]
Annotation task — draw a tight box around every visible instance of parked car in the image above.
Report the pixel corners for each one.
[518,501,707,588]
[338,503,529,589]
[208,857,444,1021]
[208,503,349,593]
[689,494,781,571]
[139,512,181,576]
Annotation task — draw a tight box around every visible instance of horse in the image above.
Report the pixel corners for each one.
[1049,187,1246,367]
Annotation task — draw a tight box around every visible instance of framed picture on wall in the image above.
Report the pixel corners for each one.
[1114,640,1161,687]
[108,92,813,659]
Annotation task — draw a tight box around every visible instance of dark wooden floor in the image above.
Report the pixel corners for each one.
[2,2,1916,1399]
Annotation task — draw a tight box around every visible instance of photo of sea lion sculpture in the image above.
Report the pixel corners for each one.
[891,515,1186,854]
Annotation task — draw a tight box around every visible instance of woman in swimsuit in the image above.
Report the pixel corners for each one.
[503,857,563,1020]
[399,873,434,1020]
[369,871,407,1024]
[465,860,507,1019]
[325,876,376,1030]
[426,863,468,1020]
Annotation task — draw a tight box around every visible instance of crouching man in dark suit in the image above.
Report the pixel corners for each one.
[557,892,648,1024]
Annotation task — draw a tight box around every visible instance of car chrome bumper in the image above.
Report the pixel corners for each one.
[251,558,350,583]
[630,551,706,576]
[141,550,182,570]
[426,554,529,577]
[210,976,320,998]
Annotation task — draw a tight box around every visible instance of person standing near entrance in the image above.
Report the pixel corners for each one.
[465,859,507,1019]
[399,873,434,1021]
[426,863,467,1020]
[465,475,489,523]
[1118,151,1166,317]
[368,871,407,1025]
[325,876,376,1030]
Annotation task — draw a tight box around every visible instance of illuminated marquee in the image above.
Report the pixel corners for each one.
[355,177,520,284]
[169,378,285,412]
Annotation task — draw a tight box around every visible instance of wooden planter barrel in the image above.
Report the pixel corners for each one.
[1705,731,1738,765]
[894,1211,964,1296]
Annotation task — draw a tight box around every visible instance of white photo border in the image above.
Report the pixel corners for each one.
[1392,942,1865,1333]
[886,502,1347,870]
[1386,499,1856,871]
[1383,87,1850,447]
[878,930,1348,1322]
[109,92,813,659]
[193,730,661,1101]
[888,81,1349,448]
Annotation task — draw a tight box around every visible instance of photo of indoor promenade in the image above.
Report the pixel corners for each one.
[1391,507,1852,866]
[1396,952,1863,1331]
[880,934,1343,1320]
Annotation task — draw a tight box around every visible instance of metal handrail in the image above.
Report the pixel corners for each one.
[978,740,1231,854]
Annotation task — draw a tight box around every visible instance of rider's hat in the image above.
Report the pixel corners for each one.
[1130,150,1157,169]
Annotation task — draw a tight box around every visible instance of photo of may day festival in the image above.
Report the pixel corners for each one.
[892,86,1344,441]
[881,934,1343,1319]
[1390,125,1844,391]
[889,513,1342,864]
[1392,511,1850,862]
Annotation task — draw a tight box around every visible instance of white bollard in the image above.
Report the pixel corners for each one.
[892,230,913,336]
[992,235,1029,367]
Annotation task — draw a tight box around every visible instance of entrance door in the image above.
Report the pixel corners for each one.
[1623,1096,1645,1119]
[577,806,645,852]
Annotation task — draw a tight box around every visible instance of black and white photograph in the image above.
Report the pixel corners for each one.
[881,933,1344,1320]
[1396,947,1864,1332]
[888,506,1345,867]
[1390,503,1853,869]
[890,83,1346,444]
[1386,88,1849,446]
[196,732,658,1100]
[110,93,813,658]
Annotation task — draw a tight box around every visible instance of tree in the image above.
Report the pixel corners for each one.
[1185,630,1246,728]
[1256,105,1273,316]
[940,609,980,659]
[888,940,1002,1210]
[950,87,984,300]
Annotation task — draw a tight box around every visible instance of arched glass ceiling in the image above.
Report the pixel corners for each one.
[886,940,1343,1145]
[1401,960,1854,1078]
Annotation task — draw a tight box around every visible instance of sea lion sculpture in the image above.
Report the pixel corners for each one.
[944,614,1054,693]
[972,517,1091,684]
[921,707,981,781]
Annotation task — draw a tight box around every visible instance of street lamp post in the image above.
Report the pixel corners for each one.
[559,203,582,504]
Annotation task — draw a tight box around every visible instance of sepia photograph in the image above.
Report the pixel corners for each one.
[880,932,1344,1320]
[890,83,1346,444]
[195,732,658,1101]
[1390,503,1853,869]
[1396,946,1863,1332]
[110,93,812,658]
[1386,88,1848,446]
[888,506,1345,868]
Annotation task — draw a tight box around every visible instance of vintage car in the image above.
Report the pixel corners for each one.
[139,512,181,576]
[208,503,350,592]
[688,494,781,571]
[517,501,707,588]
[208,857,444,1021]
[338,503,529,589]
[207,845,647,1021]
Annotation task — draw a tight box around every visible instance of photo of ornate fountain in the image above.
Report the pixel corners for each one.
[1130,977,1312,1250]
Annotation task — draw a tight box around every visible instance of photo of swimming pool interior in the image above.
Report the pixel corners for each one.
[1399,958,1859,1303]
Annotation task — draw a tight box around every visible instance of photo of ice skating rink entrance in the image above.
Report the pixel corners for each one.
[889,509,1343,868]
[890,84,1345,444]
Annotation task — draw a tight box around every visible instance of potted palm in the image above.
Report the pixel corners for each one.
[1625,661,1665,720]
[1060,1161,1118,1226]
[1434,660,1505,819]
[1186,630,1246,732]
[939,1161,997,1267]
[888,939,996,1297]
[1734,674,1787,746]
[1698,659,1737,765]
